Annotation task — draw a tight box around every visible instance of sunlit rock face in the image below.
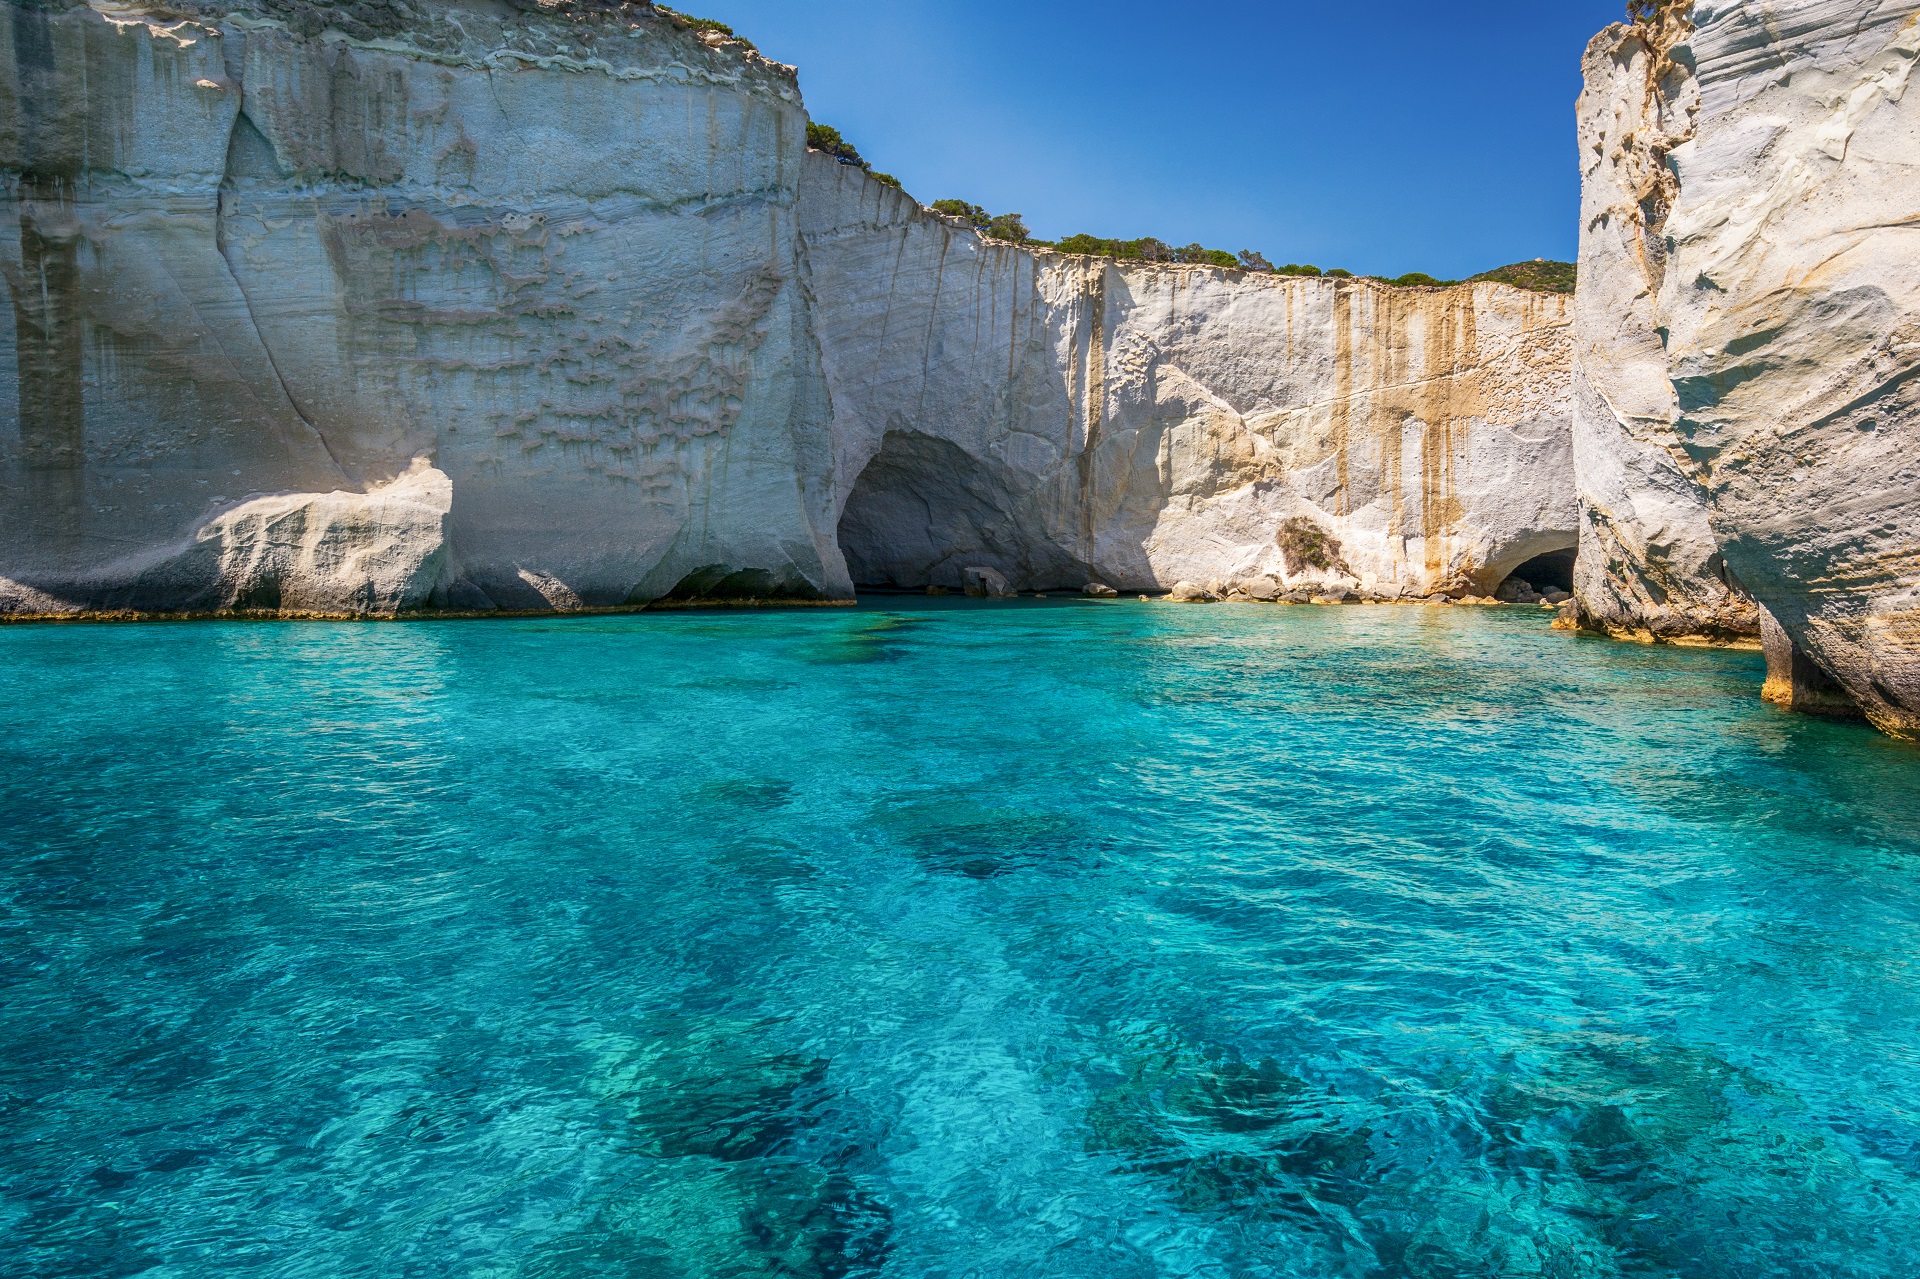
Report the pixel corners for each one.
[0,0,850,615]
[802,157,1577,598]
[1576,1,1920,734]
[1572,14,1761,645]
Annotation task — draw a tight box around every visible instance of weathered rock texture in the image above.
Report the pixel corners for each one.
[1,0,848,615]
[2,0,1581,620]
[803,156,1577,598]
[1573,10,1761,644]
[1576,1,1920,735]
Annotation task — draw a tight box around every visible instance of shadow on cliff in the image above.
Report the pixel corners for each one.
[836,430,1096,592]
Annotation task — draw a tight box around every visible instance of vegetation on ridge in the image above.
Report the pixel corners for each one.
[806,123,902,189]
[913,204,1579,294]
[1469,260,1577,294]
[654,6,755,49]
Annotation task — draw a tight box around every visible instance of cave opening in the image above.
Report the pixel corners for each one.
[1503,547,1577,594]
[836,430,1024,592]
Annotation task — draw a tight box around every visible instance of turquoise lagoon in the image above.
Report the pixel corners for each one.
[5,600,1920,1278]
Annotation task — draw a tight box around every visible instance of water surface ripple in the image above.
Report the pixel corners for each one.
[5,601,1920,1278]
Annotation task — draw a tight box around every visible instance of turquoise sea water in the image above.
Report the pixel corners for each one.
[5,600,1920,1278]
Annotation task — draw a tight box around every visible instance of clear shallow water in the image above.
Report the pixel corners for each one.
[4,601,1920,1279]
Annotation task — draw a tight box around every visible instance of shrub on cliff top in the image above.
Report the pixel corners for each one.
[654,6,755,48]
[1468,259,1576,294]
[807,123,867,168]
[930,201,1030,242]
[932,199,991,228]
[1050,234,1241,268]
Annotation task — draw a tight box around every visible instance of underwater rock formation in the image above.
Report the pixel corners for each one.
[0,0,848,614]
[1575,0,1920,734]
[803,157,1576,598]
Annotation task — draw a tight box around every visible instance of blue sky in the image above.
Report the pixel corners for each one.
[695,0,1631,279]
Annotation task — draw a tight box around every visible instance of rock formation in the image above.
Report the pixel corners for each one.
[803,156,1576,598]
[1572,9,1760,645]
[1575,0,1920,735]
[1,0,848,615]
[2,0,1580,621]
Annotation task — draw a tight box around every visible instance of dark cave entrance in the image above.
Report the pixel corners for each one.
[1502,547,1577,594]
[836,431,1023,591]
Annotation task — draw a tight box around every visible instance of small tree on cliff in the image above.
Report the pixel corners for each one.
[807,122,867,168]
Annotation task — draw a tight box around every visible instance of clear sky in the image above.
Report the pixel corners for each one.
[692,0,1632,280]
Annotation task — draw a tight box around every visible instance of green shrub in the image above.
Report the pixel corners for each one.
[1467,259,1576,294]
[986,212,1031,243]
[932,199,992,229]
[656,7,755,49]
[1383,271,1458,288]
[1276,263,1323,277]
[1237,250,1274,272]
[1325,269,1354,279]
[1049,233,1245,266]
[1277,517,1351,577]
[807,122,867,168]
[869,171,902,190]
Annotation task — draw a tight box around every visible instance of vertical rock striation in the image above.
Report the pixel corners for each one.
[0,0,850,614]
[2,0,1582,619]
[1577,0,1920,735]
[802,157,1576,597]
[1573,10,1760,644]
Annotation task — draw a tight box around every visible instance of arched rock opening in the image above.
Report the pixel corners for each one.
[836,431,1032,591]
[1495,546,1577,600]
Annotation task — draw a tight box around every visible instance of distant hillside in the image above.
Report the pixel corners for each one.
[1469,260,1576,294]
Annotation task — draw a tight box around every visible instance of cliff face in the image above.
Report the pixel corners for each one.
[1576,0,1920,734]
[802,157,1576,597]
[1572,14,1760,644]
[2,0,1579,618]
[0,0,849,615]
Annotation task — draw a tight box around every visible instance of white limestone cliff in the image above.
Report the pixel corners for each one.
[802,156,1577,598]
[1576,0,1920,735]
[3,0,1582,621]
[1572,13,1760,644]
[0,0,850,614]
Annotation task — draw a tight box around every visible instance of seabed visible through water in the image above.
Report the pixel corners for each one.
[4,600,1920,1277]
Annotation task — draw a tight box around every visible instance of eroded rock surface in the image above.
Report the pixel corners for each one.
[1572,13,1761,645]
[4,0,1583,621]
[1576,1,1920,735]
[1,0,850,615]
[802,157,1577,599]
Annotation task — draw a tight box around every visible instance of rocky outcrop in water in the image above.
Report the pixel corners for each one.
[804,157,1576,598]
[1575,0,1920,735]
